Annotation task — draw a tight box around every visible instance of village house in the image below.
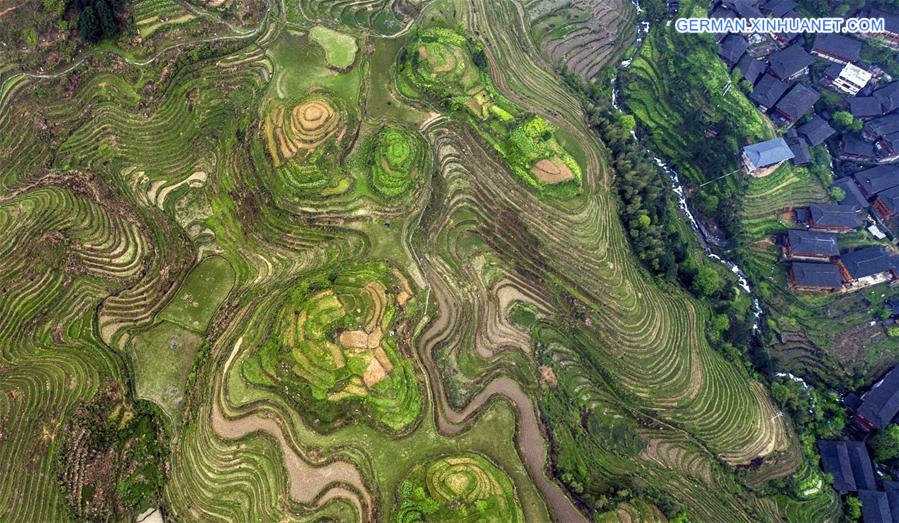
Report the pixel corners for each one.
[811,34,863,64]
[833,176,870,209]
[858,489,896,523]
[721,0,762,19]
[830,63,873,96]
[768,44,814,81]
[874,82,899,114]
[718,34,749,67]
[797,116,835,146]
[772,83,820,127]
[750,74,790,111]
[786,135,810,165]
[873,185,899,220]
[761,0,795,17]
[735,54,767,85]
[741,137,794,176]
[863,114,899,161]
[852,165,899,198]
[783,229,838,261]
[803,204,863,233]
[837,246,897,285]
[860,8,899,49]
[789,261,843,291]
[839,134,878,163]
[854,364,899,431]
[817,440,877,493]
[848,96,884,121]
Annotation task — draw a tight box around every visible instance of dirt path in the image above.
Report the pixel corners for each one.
[212,337,373,520]
[417,271,585,523]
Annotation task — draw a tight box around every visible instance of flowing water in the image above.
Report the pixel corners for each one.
[609,6,763,331]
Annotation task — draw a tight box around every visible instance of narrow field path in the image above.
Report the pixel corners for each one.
[212,337,373,520]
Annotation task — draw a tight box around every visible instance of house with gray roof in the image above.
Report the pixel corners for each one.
[859,490,894,523]
[789,262,843,290]
[817,440,877,492]
[811,34,862,64]
[849,96,884,120]
[741,137,794,177]
[833,177,870,209]
[855,364,899,431]
[750,74,790,111]
[768,44,814,81]
[853,165,899,198]
[718,34,748,67]
[874,81,899,113]
[762,0,795,17]
[736,54,766,85]
[784,229,838,260]
[874,185,899,220]
[839,134,878,163]
[797,116,835,146]
[805,204,863,232]
[772,83,820,127]
[838,246,897,283]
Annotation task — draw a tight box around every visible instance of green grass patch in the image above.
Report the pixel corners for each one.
[309,26,358,69]
[158,256,234,332]
[128,321,203,423]
[394,453,524,522]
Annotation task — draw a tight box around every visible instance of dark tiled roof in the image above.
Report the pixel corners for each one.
[710,5,739,19]
[865,113,899,138]
[853,165,899,196]
[787,229,838,256]
[882,132,899,153]
[736,54,766,85]
[774,83,820,121]
[859,365,899,429]
[798,116,835,146]
[833,177,870,208]
[763,0,795,17]
[841,134,877,159]
[750,74,790,109]
[874,82,899,114]
[859,490,893,523]
[719,35,749,66]
[818,440,877,492]
[788,137,810,164]
[722,0,762,18]
[885,481,899,518]
[876,185,899,214]
[809,204,862,228]
[812,34,862,62]
[849,97,885,119]
[822,62,843,80]
[864,8,899,35]
[743,137,794,168]
[769,44,814,79]
[841,246,895,279]
[791,262,843,288]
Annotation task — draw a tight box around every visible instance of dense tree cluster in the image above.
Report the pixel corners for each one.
[576,90,689,280]
[68,0,127,43]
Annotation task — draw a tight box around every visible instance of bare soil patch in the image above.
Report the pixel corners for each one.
[532,158,574,184]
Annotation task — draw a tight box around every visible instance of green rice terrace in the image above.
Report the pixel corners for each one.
[0,0,856,520]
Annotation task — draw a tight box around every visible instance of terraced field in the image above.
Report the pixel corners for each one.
[0,0,838,520]
[524,0,637,80]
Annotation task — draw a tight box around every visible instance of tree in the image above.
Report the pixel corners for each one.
[846,495,862,522]
[78,5,101,43]
[830,186,845,203]
[94,0,117,39]
[832,111,863,133]
[869,424,899,462]
[691,266,724,297]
